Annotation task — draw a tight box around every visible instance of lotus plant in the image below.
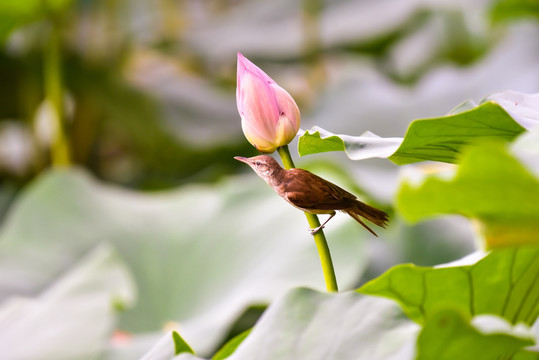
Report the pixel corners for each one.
[235,53,338,292]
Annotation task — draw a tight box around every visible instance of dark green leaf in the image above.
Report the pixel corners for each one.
[297,129,348,156]
[173,331,195,355]
[298,91,534,164]
[416,309,535,360]
[396,141,539,248]
[359,247,539,326]
[212,329,251,360]
[298,127,402,160]
[390,101,524,164]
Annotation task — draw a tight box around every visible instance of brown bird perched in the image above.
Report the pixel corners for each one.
[234,155,389,236]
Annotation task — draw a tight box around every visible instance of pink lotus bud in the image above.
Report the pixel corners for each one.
[236,53,301,153]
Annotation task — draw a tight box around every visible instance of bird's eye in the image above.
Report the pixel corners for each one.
[255,161,261,166]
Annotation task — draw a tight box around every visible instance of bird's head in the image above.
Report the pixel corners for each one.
[234,155,282,179]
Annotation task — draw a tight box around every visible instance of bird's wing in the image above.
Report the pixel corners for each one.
[283,169,357,210]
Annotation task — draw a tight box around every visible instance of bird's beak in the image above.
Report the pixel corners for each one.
[234,156,249,164]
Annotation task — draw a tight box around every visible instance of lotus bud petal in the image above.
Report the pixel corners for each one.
[236,53,300,153]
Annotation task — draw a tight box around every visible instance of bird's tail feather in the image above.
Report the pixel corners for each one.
[344,202,389,237]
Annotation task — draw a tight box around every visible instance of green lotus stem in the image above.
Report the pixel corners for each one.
[44,20,70,166]
[277,145,338,292]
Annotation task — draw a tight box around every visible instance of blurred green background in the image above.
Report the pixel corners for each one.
[0,0,538,358]
[2,0,539,191]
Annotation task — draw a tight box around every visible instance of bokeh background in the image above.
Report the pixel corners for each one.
[0,0,538,358]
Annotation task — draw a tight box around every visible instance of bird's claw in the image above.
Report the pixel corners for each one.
[309,226,324,235]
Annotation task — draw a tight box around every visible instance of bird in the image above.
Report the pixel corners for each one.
[234,155,389,236]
